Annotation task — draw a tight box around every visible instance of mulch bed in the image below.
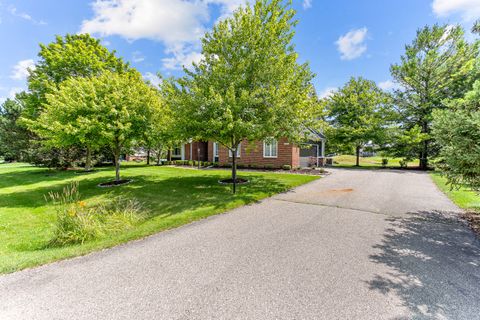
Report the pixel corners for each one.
[218,178,249,185]
[462,211,480,236]
[98,179,133,188]
[282,168,326,175]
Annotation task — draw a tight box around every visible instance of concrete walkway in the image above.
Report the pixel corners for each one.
[1,168,479,319]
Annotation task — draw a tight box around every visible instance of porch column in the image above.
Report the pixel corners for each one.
[321,139,325,157]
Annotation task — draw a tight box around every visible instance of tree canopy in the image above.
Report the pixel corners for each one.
[325,77,391,166]
[390,24,479,169]
[432,80,480,191]
[38,71,164,181]
[174,0,318,192]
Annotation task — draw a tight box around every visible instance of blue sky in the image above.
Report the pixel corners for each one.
[0,0,479,102]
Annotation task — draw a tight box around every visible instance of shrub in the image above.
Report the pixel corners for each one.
[381,158,388,167]
[399,159,408,168]
[282,165,292,170]
[47,182,145,246]
[265,164,274,170]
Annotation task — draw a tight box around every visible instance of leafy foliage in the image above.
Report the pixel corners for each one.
[325,77,391,166]
[173,0,318,191]
[0,97,31,161]
[22,34,131,168]
[390,24,479,169]
[37,71,164,181]
[432,81,480,191]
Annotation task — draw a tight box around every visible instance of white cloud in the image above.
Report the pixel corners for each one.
[303,0,312,9]
[81,0,208,45]
[132,51,145,63]
[10,59,35,80]
[143,72,161,87]
[432,0,480,22]
[335,27,368,60]
[8,5,46,25]
[80,0,245,70]
[319,86,337,99]
[162,49,204,70]
[0,87,23,103]
[378,80,399,91]
[8,87,23,98]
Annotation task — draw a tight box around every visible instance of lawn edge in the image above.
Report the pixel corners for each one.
[1,171,319,275]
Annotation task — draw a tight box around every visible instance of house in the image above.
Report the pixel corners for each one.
[169,130,326,168]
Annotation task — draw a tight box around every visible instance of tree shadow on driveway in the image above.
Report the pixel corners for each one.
[367,210,480,319]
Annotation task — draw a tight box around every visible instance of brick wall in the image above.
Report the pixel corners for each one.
[184,142,208,161]
[216,137,298,168]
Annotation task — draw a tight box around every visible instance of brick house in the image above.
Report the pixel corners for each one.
[170,130,326,168]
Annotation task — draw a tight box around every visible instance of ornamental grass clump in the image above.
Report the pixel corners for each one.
[46,182,146,246]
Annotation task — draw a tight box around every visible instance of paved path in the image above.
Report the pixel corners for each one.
[1,169,479,319]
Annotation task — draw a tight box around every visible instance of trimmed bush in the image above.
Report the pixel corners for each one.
[381,158,388,167]
[282,165,292,170]
[265,164,274,170]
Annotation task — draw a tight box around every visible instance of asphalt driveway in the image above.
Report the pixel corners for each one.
[1,168,479,319]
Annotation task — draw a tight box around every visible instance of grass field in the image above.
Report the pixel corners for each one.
[429,172,480,213]
[0,163,318,274]
[332,155,418,168]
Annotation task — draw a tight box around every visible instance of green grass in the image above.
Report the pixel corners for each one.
[332,155,418,169]
[0,162,318,274]
[429,172,480,213]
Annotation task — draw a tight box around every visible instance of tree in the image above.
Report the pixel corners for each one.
[473,20,480,35]
[390,24,478,170]
[432,80,480,191]
[23,34,130,168]
[138,76,180,166]
[174,0,317,193]
[40,71,163,182]
[29,83,107,171]
[325,77,391,167]
[0,96,31,161]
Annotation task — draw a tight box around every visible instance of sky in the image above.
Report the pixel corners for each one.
[0,0,479,103]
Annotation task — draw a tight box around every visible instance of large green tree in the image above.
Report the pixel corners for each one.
[390,24,479,170]
[174,0,317,192]
[432,80,480,191]
[325,77,391,166]
[22,34,130,168]
[0,96,31,161]
[39,71,163,182]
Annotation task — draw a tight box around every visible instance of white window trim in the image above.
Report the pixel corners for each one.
[263,139,278,158]
[228,143,241,158]
[213,142,219,157]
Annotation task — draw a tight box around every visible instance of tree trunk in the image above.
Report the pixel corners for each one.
[355,145,360,167]
[156,148,162,165]
[232,150,237,194]
[197,147,201,169]
[114,148,121,182]
[146,148,151,165]
[85,147,92,171]
[419,120,429,170]
[419,140,428,170]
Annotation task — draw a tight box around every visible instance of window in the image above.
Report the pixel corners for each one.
[213,142,219,157]
[228,143,241,158]
[172,146,182,157]
[263,139,278,158]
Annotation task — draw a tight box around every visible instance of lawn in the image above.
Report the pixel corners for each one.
[0,162,318,274]
[332,155,418,169]
[429,172,480,213]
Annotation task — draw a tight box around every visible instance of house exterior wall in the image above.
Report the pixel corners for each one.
[215,137,297,168]
[184,142,208,161]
